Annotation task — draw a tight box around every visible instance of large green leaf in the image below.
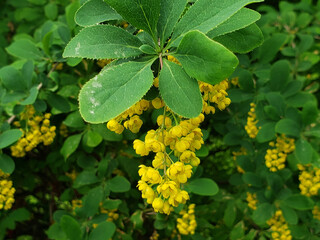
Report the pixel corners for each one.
[270,60,290,91]
[207,8,261,38]
[75,0,121,27]
[0,154,15,174]
[6,39,42,61]
[275,119,300,138]
[258,33,288,63]
[82,186,103,217]
[108,176,131,193]
[159,59,202,118]
[0,66,26,92]
[284,194,314,210]
[294,138,313,165]
[188,178,219,196]
[171,0,263,42]
[0,129,23,149]
[213,23,264,54]
[60,215,82,240]
[252,203,275,225]
[157,0,187,47]
[174,30,238,84]
[104,0,160,39]
[63,25,143,59]
[60,134,83,160]
[79,60,154,123]
[89,221,116,240]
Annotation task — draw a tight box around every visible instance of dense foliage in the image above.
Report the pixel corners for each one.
[0,0,320,240]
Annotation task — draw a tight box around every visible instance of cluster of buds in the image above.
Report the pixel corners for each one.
[267,210,292,240]
[265,134,295,172]
[245,103,260,138]
[176,204,197,235]
[298,164,320,197]
[246,192,258,210]
[0,170,15,211]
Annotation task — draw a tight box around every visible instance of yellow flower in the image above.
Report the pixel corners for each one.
[177,204,197,235]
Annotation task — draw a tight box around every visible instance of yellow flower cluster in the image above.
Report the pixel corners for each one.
[231,77,239,86]
[312,206,320,221]
[92,203,119,228]
[298,164,320,197]
[66,170,77,181]
[199,80,231,115]
[246,192,258,210]
[150,231,159,240]
[232,148,247,173]
[267,210,292,240]
[265,135,295,172]
[107,99,150,134]
[245,103,260,138]
[72,199,82,211]
[177,204,197,235]
[0,170,15,211]
[11,106,56,157]
[59,124,68,137]
[135,112,204,214]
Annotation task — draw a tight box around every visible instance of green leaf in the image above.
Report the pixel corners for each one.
[230,221,245,240]
[63,25,143,59]
[73,171,99,188]
[275,119,300,138]
[270,60,290,92]
[174,30,238,85]
[172,0,263,41]
[0,66,26,91]
[105,0,160,38]
[302,101,318,125]
[6,39,42,61]
[157,0,187,46]
[242,172,263,187]
[188,178,219,196]
[0,129,23,149]
[0,154,15,174]
[139,44,157,55]
[83,130,103,148]
[284,194,314,210]
[258,33,287,63]
[294,138,313,165]
[22,60,34,89]
[79,60,154,123]
[256,122,276,143]
[224,201,236,227]
[213,23,264,54]
[46,92,71,113]
[159,59,202,118]
[207,8,261,38]
[64,111,86,129]
[65,1,80,30]
[89,221,116,240]
[252,203,275,225]
[108,176,131,193]
[20,86,38,105]
[83,186,103,217]
[130,210,143,229]
[60,215,82,240]
[75,0,121,27]
[45,2,58,20]
[60,134,82,160]
[280,204,298,225]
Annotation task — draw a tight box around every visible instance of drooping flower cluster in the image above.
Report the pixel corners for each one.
[267,210,292,240]
[245,103,260,138]
[199,80,231,115]
[298,164,320,197]
[92,203,119,228]
[71,199,82,211]
[246,192,258,210]
[59,123,68,137]
[177,204,197,235]
[11,106,56,157]
[0,170,15,211]
[312,206,320,221]
[265,134,295,172]
[107,99,150,134]
[97,59,112,68]
[135,112,204,214]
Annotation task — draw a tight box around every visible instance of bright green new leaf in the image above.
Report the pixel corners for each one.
[172,0,263,41]
[0,154,15,174]
[294,138,313,164]
[207,8,261,38]
[83,130,103,148]
[174,30,238,84]
[104,0,160,39]
[75,0,121,27]
[63,25,143,59]
[60,215,82,240]
[60,134,82,160]
[275,119,300,138]
[0,129,23,149]
[157,0,187,46]
[108,176,131,193]
[270,60,290,91]
[188,178,219,196]
[284,194,314,210]
[6,39,42,61]
[79,61,154,123]
[89,221,116,240]
[65,1,80,30]
[213,24,264,54]
[159,59,202,118]
[20,86,38,105]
